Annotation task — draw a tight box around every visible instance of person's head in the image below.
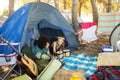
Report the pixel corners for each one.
[57,37,65,45]
[34,35,50,49]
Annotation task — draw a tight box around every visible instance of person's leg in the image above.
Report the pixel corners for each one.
[41,54,50,60]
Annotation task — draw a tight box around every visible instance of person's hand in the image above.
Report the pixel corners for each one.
[51,55,57,59]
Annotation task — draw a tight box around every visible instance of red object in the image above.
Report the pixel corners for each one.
[88,66,120,80]
[81,22,97,29]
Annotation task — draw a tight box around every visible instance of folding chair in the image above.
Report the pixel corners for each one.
[0,43,22,80]
[80,22,98,50]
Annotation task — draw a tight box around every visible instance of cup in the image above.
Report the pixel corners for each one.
[63,49,70,57]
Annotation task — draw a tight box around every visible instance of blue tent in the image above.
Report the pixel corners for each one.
[0,2,80,54]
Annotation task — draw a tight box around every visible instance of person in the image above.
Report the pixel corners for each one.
[117,40,120,52]
[50,36,65,55]
[34,35,54,60]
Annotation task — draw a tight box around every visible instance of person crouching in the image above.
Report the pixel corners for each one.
[34,35,54,60]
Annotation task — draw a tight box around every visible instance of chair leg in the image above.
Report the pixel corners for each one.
[12,64,22,75]
[96,40,98,50]
[86,43,93,49]
[85,41,98,51]
[0,64,22,80]
[1,64,17,80]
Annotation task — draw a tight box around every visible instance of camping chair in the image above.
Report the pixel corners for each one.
[0,42,22,80]
[80,22,99,50]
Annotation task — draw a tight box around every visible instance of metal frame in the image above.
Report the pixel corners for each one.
[0,43,22,80]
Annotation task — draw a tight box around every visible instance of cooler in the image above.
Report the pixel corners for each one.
[101,45,113,52]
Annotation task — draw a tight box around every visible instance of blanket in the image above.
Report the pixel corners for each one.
[97,52,120,66]
[88,66,120,80]
[59,54,97,77]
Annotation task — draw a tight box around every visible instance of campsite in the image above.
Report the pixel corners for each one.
[0,34,110,80]
[0,0,120,80]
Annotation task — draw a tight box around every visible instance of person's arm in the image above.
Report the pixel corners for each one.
[35,52,42,59]
[46,49,55,59]
[60,43,65,51]
[52,42,57,54]
[78,30,83,42]
[34,45,42,59]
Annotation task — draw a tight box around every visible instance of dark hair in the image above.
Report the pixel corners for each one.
[34,35,50,49]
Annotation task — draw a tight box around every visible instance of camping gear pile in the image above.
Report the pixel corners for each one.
[52,52,120,80]
[0,2,80,80]
[0,2,120,80]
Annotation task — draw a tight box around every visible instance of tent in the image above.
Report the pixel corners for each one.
[110,23,120,51]
[0,2,80,54]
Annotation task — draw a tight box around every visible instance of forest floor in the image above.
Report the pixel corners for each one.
[73,34,110,55]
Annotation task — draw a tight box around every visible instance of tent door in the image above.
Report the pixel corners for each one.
[39,27,67,45]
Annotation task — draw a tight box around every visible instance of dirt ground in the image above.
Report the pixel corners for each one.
[72,34,110,55]
[0,35,110,80]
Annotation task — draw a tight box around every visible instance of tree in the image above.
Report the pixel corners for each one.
[77,0,91,16]
[54,0,59,10]
[2,9,9,17]
[90,0,98,24]
[47,0,51,3]
[114,0,120,12]
[63,0,67,9]
[9,0,14,16]
[72,0,79,32]
[97,0,113,12]
[106,0,111,12]
[78,0,84,16]
[36,0,41,2]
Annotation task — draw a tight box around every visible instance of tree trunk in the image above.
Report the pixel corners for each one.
[78,0,84,16]
[106,0,111,12]
[36,0,41,2]
[9,0,14,16]
[90,0,98,24]
[72,0,79,32]
[78,4,82,16]
[47,0,51,3]
[63,0,67,9]
[54,0,59,10]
